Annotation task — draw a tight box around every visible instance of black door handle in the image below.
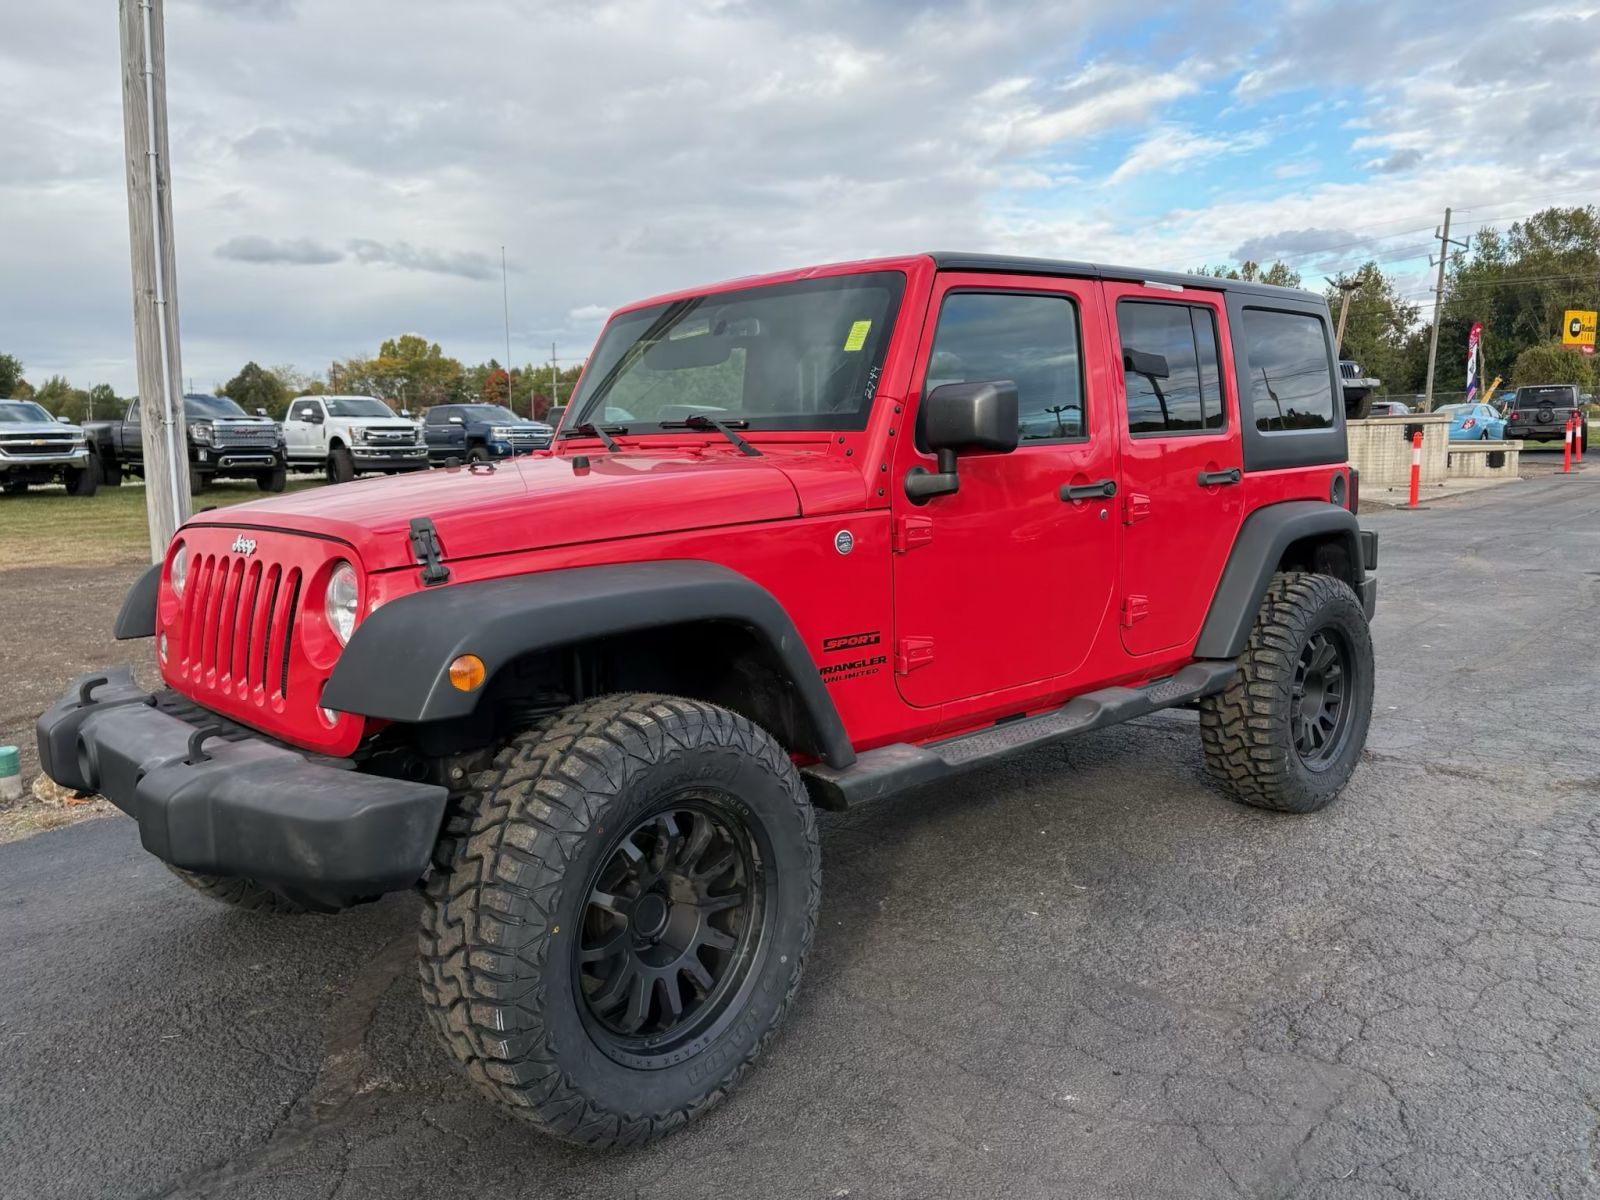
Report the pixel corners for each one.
[1059,478,1117,502]
[1197,468,1242,487]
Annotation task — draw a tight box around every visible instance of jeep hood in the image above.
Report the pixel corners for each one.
[184,449,865,571]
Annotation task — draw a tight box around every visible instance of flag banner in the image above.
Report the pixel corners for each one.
[1466,322,1483,401]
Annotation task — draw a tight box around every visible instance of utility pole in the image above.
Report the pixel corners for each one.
[500,245,514,413]
[120,0,190,559]
[1327,276,1361,358]
[550,342,559,407]
[1422,207,1469,412]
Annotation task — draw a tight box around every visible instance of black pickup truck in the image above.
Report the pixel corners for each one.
[85,393,287,493]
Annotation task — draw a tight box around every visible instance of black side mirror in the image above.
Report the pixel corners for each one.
[906,380,1019,504]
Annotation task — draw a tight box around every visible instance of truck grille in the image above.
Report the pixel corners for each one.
[175,553,302,703]
[0,434,77,456]
[363,426,418,445]
[213,424,279,448]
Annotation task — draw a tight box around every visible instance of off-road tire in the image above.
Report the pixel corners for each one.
[1199,571,1374,814]
[327,445,355,484]
[97,455,122,487]
[166,866,315,914]
[419,694,821,1148]
[258,463,288,492]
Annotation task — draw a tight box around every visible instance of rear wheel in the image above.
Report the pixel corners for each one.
[98,455,122,487]
[327,445,355,483]
[1200,572,1374,813]
[419,694,821,1147]
[166,867,315,915]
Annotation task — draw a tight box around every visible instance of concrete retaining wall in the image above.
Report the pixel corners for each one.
[1445,442,1521,478]
[1347,415,1450,486]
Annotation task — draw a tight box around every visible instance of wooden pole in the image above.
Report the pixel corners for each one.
[120,0,190,561]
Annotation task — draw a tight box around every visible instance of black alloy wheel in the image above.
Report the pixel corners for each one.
[1291,629,1351,765]
[576,798,769,1068]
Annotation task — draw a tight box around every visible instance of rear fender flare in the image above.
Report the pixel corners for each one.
[1194,501,1364,660]
[321,560,856,769]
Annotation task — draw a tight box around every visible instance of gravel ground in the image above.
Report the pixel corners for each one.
[1,469,1598,1199]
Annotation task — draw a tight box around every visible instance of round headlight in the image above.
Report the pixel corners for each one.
[325,561,359,646]
[170,542,188,596]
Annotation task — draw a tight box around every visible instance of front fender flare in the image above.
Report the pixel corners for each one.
[1194,501,1364,660]
[321,560,856,769]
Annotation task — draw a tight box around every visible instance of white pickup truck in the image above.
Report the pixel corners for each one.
[281,394,428,483]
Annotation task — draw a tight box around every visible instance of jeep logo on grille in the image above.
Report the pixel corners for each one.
[231,535,258,556]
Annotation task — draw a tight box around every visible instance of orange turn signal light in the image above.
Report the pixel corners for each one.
[448,654,486,692]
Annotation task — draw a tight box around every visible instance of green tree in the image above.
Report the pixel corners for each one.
[1193,260,1304,288]
[87,383,119,421]
[221,361,289,417]
[1324,262,1421,391]
[32,375,93,423]
[0,353,23,398]
[1509,341,1596,391]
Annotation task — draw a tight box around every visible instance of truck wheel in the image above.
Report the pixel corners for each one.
[419,694,821,1148]
[65,463,99,497]
[189,471,209,495]
[98,456,122,487]
[3,480,27,495]
[467,445,489,463]
[166,866,315,915]
[257,464,287,492]
[327,445,355,484]
[1199,572,1374,814]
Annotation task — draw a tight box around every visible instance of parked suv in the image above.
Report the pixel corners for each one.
[39,253,1378,1149]
[281,394,427,482]
[1339,359,1379,420]
[0,399,96,496]
[85,393,285,493]
[423,403,554,463]
[1505,383,1588,451]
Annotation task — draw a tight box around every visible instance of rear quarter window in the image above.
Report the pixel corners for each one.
[1241,308,1336,433]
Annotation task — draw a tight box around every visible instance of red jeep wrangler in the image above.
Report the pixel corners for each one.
[38,253,1377,1146]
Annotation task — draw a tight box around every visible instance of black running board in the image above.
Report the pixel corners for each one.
[801,661,1238,811]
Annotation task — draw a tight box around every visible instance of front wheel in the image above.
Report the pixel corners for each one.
[419,694,821,1148]
[257,463,287,492]
[327,445,355,484]
[1199,572,1374,813]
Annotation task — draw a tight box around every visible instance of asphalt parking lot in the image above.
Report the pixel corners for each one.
[3,467,1599,1200]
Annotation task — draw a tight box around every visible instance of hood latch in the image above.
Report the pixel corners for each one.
[408,517,451,587]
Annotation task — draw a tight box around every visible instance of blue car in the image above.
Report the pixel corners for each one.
[1437,402,1507,441]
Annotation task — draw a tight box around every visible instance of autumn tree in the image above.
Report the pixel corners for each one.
[483,367,510,406]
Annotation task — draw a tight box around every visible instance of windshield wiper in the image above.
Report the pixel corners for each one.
[558,422,625,453]
[659,414,762,457]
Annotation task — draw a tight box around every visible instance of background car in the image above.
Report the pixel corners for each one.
[1368,400,1412,417]
[1435,402,1507,441]
[422,403,553,463]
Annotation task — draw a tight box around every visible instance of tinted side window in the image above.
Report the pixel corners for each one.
[1242,309,1335,432]
[425,407,450,425]
[1117,301,1224,435]
[926,292,1085,442]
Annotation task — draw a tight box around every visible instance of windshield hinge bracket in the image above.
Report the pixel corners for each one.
[408,517,451,587]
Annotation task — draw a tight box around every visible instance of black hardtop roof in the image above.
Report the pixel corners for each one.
[928,252,1320,304]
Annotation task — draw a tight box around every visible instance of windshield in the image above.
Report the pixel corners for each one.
[567,271,904,431]
[460,405,524,423]
[326,396,398,418]
[184,394,247,418]
[0,401,55,424]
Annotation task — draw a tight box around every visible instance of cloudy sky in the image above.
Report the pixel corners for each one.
[2,0,1597,394]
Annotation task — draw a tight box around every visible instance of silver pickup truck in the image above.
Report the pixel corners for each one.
[0,399,97,497]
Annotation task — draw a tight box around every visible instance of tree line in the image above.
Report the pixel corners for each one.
[5,207,1593,422]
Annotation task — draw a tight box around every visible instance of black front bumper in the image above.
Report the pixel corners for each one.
[36,668,448,899]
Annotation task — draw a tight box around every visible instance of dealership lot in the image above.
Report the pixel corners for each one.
[2,469,1598,1199]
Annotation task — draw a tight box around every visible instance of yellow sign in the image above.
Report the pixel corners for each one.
[843,320,872,352]
[1564,309,1597,347]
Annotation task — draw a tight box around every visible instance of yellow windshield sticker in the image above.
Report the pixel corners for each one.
[843,320,872,352]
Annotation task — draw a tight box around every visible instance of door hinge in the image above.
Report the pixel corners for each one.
[894,636,935,674]
[1120,595,1149,626]
[893,514,934,553]
[1122,492,1152,524]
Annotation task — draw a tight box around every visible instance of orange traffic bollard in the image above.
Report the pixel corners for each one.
[1564,418,1573,473]
[1408,430,1422,507]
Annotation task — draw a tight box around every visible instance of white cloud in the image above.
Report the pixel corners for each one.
[1106,126,1246,185]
